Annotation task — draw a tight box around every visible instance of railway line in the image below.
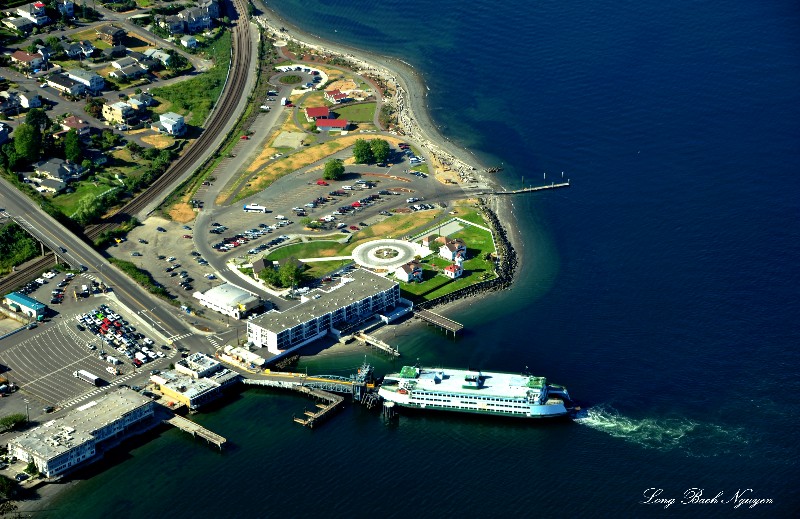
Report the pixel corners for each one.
[85,0,254,241]
[0,255,57,296]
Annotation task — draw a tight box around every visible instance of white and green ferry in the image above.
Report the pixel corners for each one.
[378,366,576,419]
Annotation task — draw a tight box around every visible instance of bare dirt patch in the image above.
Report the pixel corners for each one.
[140,134,174,148]
[273,131,306,149]
[168,200,197,223]
[328,79,357,92]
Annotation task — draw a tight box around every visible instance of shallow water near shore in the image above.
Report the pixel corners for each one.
[41,0,800,516]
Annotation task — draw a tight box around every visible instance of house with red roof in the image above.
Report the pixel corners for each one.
[305,106,330,122]
[60,115,91,137]
[443,264,463,280]
[324,89,349,104]
[316,118,349,132]
[10,50,44,70]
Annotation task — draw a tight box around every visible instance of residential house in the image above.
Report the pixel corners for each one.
[10,50,44,70]
[421,234,441,248]
[443,263,463,280]
[127,51,159,70]
[252,258,268,279]
[102,101,135,124]
[17,89,42,109]
[180,35,198,48]
[101,45,128,60]
[162,16,185,35]
[0,124,9,146]
[34,45,51,63]
[126,92,154,111]
[143,49,172,67]
[439,238,467,261]
[180,7,212,33]
[33,158,85,182]
[305,106,330,122]
[394,261,423,283]
[0,89,42,112]
[37,178,67,194]
[61,115,91,137]
[61,41,84,58]
[57,0,74,17]
[16,2,49,26]
[324,89,349,104]
[96,25,126,45]
[157,112,186,136]
[46,74,86,97]
[78,41,96,58]
[111,56,147,79]
[315,118,349,132]
[198,0,220,19]
[67,69,104,92]
[3,18,35,34]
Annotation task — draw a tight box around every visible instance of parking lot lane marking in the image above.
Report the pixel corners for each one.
[19,352,103,389]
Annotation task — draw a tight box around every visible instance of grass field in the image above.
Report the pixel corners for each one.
[333,103,376,122]
[302,259,351,279]
[266,241,342,261]
[50,179,121,216]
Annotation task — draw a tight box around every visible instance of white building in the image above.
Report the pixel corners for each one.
[7,389,155,478]
[159,112,186,136]
[175,352,222,379]
[247,269,402,355]
[193,283,261,319]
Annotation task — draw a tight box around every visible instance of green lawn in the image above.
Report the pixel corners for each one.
[452,205,486,226]
[265,241,344,261]
[333,103,376,122]
[50,179,121,216]
[410,163,429,174]
[303,259,351,279]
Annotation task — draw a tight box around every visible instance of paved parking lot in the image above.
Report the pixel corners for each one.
[0,300,179,410]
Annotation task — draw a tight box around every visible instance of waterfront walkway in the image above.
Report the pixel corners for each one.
[415,309,464,335]
[493,181,570,195]
[165,415,227,449]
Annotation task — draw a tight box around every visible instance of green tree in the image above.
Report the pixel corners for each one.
[279,259,305,288]
[13,123,41,163]
[1,143,21,172]
[64,129,82,163]
[126,141,144,158]
[352,138,373,164]
[0,413,27,433]
[300,217,312,227]
[323,158,344,180]
[25,108,50,132]
[45,35,61,52]
[370,138,390,164]
[166,50,189,71]
[0,476,18,501]
[25,461,39,477]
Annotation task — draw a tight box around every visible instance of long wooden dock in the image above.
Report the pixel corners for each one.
[415,309,464,335]
[165,415,226,449]
[494,181,570,195]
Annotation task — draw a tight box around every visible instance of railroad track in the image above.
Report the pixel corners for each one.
[85,0,253,241]
[0,255,56,296]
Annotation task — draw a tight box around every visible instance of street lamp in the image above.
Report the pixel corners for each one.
[24,399,29,422]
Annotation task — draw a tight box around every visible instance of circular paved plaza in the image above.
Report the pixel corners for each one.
[351,239,423,270]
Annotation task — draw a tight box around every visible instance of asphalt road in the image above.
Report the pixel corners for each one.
[0,175,213,352]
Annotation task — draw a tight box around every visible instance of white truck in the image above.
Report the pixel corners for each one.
[243,203,268,213]
[81,284,89,296]
[135,352,148,363]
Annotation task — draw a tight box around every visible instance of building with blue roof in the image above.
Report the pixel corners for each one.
[4,292,47,319]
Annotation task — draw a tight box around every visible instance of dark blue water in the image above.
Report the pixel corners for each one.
[45,1,800,516]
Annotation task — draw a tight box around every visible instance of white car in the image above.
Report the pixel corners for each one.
[406,197,419,203]
[42,271,56,279]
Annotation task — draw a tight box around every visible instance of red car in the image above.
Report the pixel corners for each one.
[183,234,192,239]
[241,135,249,140]
[316,180,329,186]
[349,225,360,231]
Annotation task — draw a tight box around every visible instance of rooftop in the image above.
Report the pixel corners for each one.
[196,283,258,307]
[4,291,46,310]
[249,269,397,331]
[387,367,553,399]
[9,389,152,461]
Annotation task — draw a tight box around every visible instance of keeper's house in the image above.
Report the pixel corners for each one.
[247,269,405,355]
[4,292,46,319]
[7,389,155,478]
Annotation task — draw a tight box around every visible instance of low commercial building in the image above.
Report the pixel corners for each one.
[219,345,266,369]
[3,292,46,319]
[305,106,330,121]
[193,283,261,319]
[7,389,155,478]
[315,118,349,132]
[150,369,239,410]
[247,269,402,355]
[175,352,222,379]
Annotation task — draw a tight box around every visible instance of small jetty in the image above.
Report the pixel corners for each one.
[493,181,570,195]
[292,387,344,428]
[415,309,464,336]
[165,415,226,449]
[355,332,400,356]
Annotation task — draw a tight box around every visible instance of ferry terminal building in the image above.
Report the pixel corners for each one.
[247,270,407,355]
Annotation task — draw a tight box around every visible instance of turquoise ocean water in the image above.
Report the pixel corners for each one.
[44,1,799,516]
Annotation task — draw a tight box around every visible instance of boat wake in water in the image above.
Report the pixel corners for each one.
[573,404,750,457]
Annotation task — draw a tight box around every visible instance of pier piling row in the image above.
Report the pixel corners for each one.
[414,310,464,336]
